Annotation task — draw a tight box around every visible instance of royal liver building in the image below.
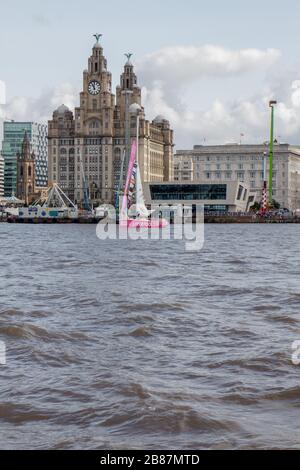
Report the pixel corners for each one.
[48,36,174,205]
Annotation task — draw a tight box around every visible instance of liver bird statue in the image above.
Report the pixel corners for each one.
[93,34,102,43]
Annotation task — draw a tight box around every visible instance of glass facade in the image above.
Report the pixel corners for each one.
[0,154,4,197]
[205,205,228,213]
[2,122,48,197]
[150,184,227,201]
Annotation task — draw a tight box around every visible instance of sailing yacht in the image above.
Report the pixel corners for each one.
[119,140,168,228]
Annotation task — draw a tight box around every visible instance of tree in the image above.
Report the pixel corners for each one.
[269,199,280,209]
[250,202,260,211]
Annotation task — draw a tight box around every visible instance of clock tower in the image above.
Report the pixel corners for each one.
[48,35,174,207]
[74,34,115,203]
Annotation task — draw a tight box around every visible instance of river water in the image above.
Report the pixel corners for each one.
[0,223,299,449]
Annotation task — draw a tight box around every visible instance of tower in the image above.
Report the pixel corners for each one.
[48,36,174,208]
[47,104,75,201]
[17,131,35,205]
[74,34,115,204]
[114,54,145,191]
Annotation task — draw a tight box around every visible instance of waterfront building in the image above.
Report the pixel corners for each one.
[174,144,300,211]
[2,122,48,197]
[0,153,4,197]
[144,181,254,213]
[47,106,76,202]
[16,132,36,205]
[48,37,174,206]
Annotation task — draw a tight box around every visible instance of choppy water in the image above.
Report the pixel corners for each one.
[0,223,300,449]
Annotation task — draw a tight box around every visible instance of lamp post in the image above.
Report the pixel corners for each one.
[268,100,277,203]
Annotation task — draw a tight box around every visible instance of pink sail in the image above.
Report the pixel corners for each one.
[120,140,137,218]
[119,139,168,228]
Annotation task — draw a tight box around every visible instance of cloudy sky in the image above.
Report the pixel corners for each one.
[1,0,300,148]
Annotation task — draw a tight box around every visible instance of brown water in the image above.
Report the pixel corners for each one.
[0,223,300,449]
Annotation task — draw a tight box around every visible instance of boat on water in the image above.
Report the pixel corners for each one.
[118,139,168,229]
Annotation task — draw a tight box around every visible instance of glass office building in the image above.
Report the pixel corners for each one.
[145,181,252,213]
[0,154,4,197]
[150,184,227,201]
[2,122,48,196]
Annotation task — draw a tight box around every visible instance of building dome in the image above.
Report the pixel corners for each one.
[56,104,70,114]
[129,103,142,114]
[153,114,166,123]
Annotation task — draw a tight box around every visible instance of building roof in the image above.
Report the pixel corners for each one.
[56,104,70,114]
[153,115,167,123]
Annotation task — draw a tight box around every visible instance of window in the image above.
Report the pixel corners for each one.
[237,185,244,200]
[149,184,227,201]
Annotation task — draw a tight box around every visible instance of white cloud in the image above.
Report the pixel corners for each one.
[142,78,300,148]
[0,80,6,105]
[3,83,77,124]
[2,44,300,149]
[138,45,300,147]
[137,45,281,87]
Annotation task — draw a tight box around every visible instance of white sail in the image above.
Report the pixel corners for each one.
[136,165,153,217]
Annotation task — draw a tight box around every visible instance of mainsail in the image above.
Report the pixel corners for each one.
[135,165,152,217]
[119,139,168,228]
[120,140,137,218]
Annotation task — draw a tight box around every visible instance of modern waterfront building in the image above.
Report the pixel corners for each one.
[48,36,174,206]
[0,153,4,197]
[174,144,300,211]
[144,181,254,213]
[2,122,48,197]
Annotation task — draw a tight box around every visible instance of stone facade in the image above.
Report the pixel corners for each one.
[48,38,174,206]
[175,144,300,211]
[16,132,36,205]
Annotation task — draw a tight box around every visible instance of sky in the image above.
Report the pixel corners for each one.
[1,0,300,148]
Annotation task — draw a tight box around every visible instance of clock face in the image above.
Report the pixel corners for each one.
[88,80,101,95]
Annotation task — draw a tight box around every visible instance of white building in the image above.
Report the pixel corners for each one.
[175,144,300,211]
